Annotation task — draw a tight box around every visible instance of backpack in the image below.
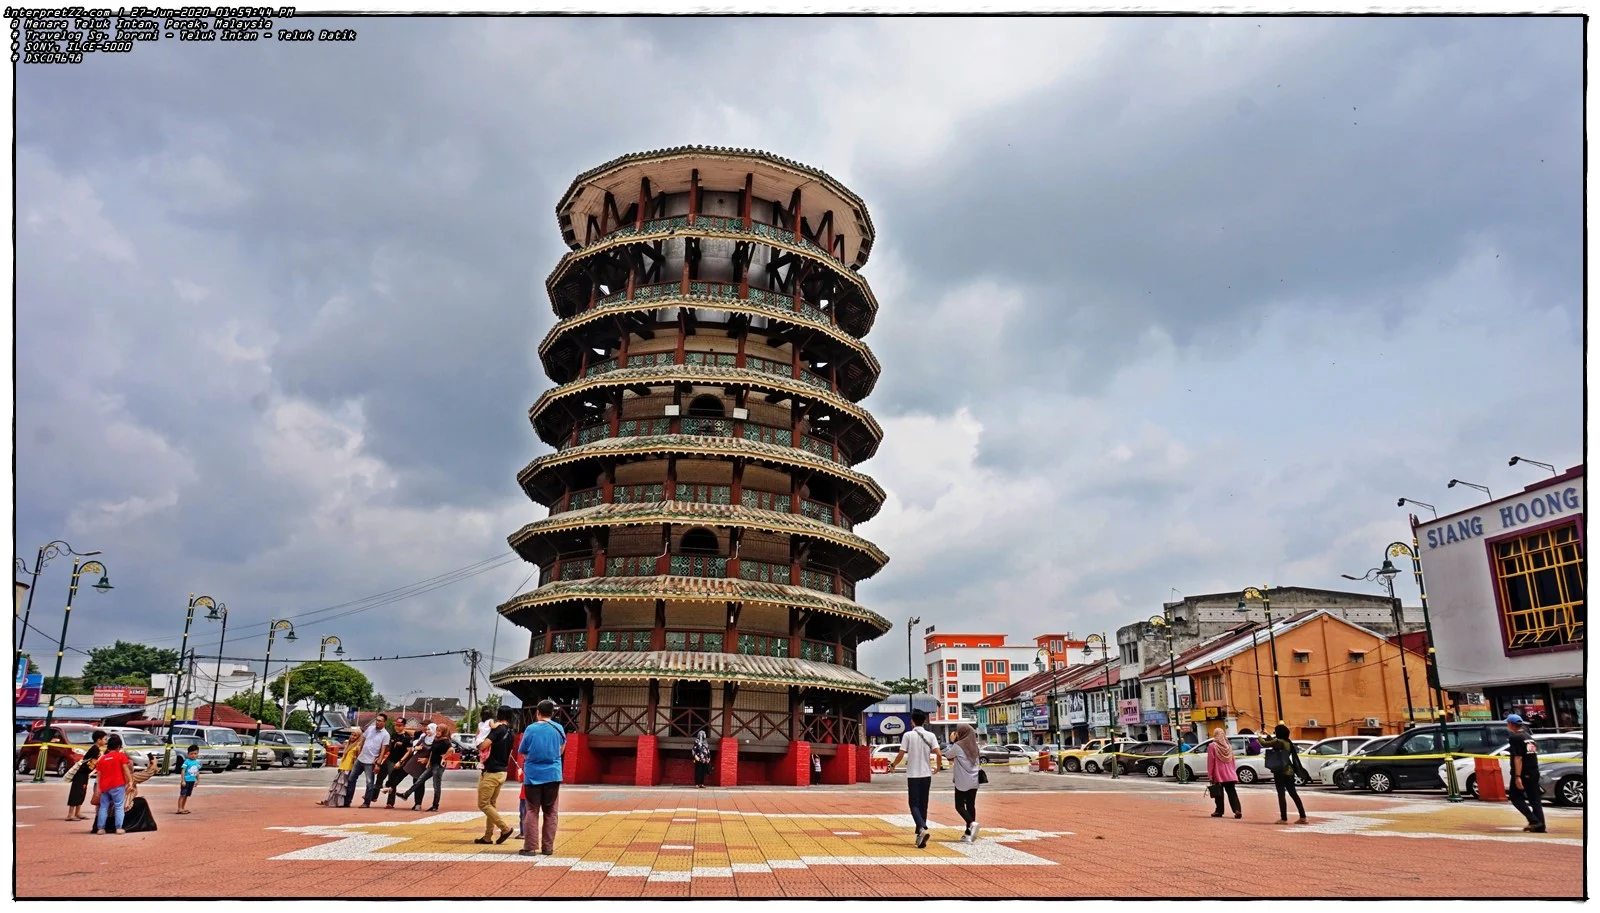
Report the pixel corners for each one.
[1263,744,1288,772]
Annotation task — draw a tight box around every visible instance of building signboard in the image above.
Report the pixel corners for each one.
[1118,699,1142,725]
[866,713,910,738]
[1089,709,1110,728]
[1065,693,1087,724]
[1142,710,1167,724]
[92,686,148,707]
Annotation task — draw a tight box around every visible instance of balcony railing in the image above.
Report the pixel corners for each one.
[799,434,836,460]
[676,483,731,505]
[740,490,791,512]
[801,499,853,530]
[605,555,656,577]
[736,633,790,658]
[726,707,789,741]
[800,640,837,665]
[745,355,791,378]
[585,357,619,377]
[665,630,724,653]
[684,352,738,368]
[627,352,675,369]
[669,554,727,577]
[558,488,602,513]
[596,630,652,653]
[668,707,711,738]
[840,645,856,669]
[738,558,789,584]
[587,704,652,736]
[596,217,838,265]
[743,422,794,448]
[592,280,837,325]
[559,417,843,462]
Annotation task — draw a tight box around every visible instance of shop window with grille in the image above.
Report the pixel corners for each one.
[1494,522,1585,652]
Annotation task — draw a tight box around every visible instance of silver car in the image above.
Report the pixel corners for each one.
[253,729,327,767]
[167,734,233,772]
[104,728,165,772]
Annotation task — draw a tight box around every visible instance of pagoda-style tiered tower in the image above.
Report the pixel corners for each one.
[491,147,891,786]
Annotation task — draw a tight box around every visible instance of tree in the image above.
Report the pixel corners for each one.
[285,709,316,734]
[880,677,928,696]
[25,658,39,675]
[224,691,275,725]
[266,662,375,726]
[42,676,82,694]
[80,641,179,687]
[366,692,389,713]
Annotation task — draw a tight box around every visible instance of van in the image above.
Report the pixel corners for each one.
[1343,722,1511,793]
[170,724,251,769]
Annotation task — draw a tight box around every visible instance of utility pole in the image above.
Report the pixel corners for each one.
[280,664,295,730]
[465,649,481,724]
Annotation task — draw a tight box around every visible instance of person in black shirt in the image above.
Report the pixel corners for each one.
[1505,713,1545,833]
[473,707,517,845]
[405,723,450,811]
[378,721,415,809]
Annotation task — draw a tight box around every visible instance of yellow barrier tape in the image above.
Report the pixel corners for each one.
[1082,749,1583,762]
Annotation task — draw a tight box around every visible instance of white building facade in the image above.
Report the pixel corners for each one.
[1413,466,1584,729]
[922,631,1053,740]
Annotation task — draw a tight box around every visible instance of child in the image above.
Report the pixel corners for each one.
[177,744,202,814]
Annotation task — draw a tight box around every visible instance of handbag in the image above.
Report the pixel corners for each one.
[977,768,989,785]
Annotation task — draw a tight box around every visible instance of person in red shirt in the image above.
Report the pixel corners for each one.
[91,734,133,835]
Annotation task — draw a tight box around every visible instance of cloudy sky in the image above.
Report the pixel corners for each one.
[11,16,1582,704]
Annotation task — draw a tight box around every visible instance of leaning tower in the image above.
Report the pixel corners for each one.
[491,146,892,786]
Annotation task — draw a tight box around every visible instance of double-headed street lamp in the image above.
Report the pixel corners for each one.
[15,540,100,652]
[1146,613,1178,742]
[1342,567,1421,727]
[205,602,230,719]
[35,558,112,781]
[163,593,216,775]
[1033,648,1058,749]
[1383,539,1461,802]
[252,619,296,769]
[1081,633,1118,779]
[1236,587,1283,728]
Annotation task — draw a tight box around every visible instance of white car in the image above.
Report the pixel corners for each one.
[1302,736,1385,784]
[1436,732,1584,799]
[104,728,165,771]
[1161,736,1274,784]
[1081,741,1141,774]
[870,744,905,770]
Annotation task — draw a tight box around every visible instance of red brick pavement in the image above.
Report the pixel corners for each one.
[13,780,1582,898]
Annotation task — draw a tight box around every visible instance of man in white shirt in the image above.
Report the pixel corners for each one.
[349,713,391,808]
[889,709,943,848]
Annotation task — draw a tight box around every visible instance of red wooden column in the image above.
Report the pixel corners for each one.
[675,313,687,364]
[651,599,667,650]
[724,601,741,654]
[636,178,648,230]
[726,529,742,581]
[741,173,753,230]
[603,463,616,503]
[585,601,600,651]
[730,459,744,507]
[689,168,700,226]
[666,458,678,502]
[610,390,622,438]
[655,526,672,576]
[592,532,608,578]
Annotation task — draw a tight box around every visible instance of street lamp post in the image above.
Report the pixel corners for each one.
[319,635,344,663]
[14,541,100,652]
[1396,498,1437,519]
[205,603,230,721]
[166,595,218,774]
[1342,569,1418,726]
[906,615,921,682]
[1446,479,1492,499]
[1147,614,1178,744]
[35,558,112,781]
[1082,633,1117,779]
[1508,456,1557,476]
[1385,540,1461,802]
[1237,587,1283,727]
[253,619,296,770]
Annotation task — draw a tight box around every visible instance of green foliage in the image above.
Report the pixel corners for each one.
[80,641,179,687]
[366,692,389,713]
[267,662,375,720]
[42,676,82,694]
[460,694,502,731]
[285,709,316,734]
[224,691,275,725]
[25,658,39,675]
[880,677,928,696]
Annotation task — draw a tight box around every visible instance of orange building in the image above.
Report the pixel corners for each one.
[1034,633,1086,671]
[1182,610,1436,741]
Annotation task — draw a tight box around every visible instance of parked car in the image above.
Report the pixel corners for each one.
[167,734,233,772]
[1345,722,1514,793]
[1302,736,1385,786]
[252,729,327,767]
[15,724,97,777]
[1435,732,1584,799]
[1161,736,1272,784]
[1320,736,1398,788]
[1538,759,1584,808]
[1111,741,1179,776]
[1079,740,1143,774]
[169,724,263,769]
[104,728,165,771]
[978,743,1030,763]
[1057,738,1114,772]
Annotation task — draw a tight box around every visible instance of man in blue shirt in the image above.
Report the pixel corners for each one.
[517,699,567,857]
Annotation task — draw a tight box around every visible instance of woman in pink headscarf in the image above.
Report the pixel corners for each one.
[1207,727,1242,819]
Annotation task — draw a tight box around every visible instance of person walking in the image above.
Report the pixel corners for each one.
[692,730,713,788]
[1506,713,1546,833]
[473,707,516,845]
[943,722,983,843]
[320,727,364,807]
[1260,724,1307,824]
[90,733,133,835]
[1206,728,1242,819]
[382,720,423,808]
[406,723,449,811]
[65,730,106,821]
[517,699,567,857]
[889,708,943,848]
[348,713,391,808]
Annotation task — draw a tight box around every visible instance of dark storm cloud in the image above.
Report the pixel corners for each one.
[12,16,1582,696]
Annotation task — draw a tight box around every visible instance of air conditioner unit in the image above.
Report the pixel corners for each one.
[1364,717,1382,728]
[664,405,681,416]
[1305,719,1319,727]
[731,407,749,420]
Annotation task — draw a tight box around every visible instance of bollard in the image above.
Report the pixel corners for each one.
[1475,757,1507,802]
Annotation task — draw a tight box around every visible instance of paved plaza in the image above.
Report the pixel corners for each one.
[12,768,1582,899]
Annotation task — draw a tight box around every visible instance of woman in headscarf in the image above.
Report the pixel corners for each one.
[1260,723,1307,824]
[942,722,983,842]
[1206,727,1242,819]
[692,730,712,789]
[65,730,107,821]
[317,727,364,807]
[117,762,161,832]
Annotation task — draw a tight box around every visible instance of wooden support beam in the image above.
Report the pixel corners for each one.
[647,679,660,736]
[721,681,735,739]
[741,173,753,229]
[652,598,667,649]
[725,601,741,654]
[585,600,600,650]
[689,168,700,226]
[636,178,649,230]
